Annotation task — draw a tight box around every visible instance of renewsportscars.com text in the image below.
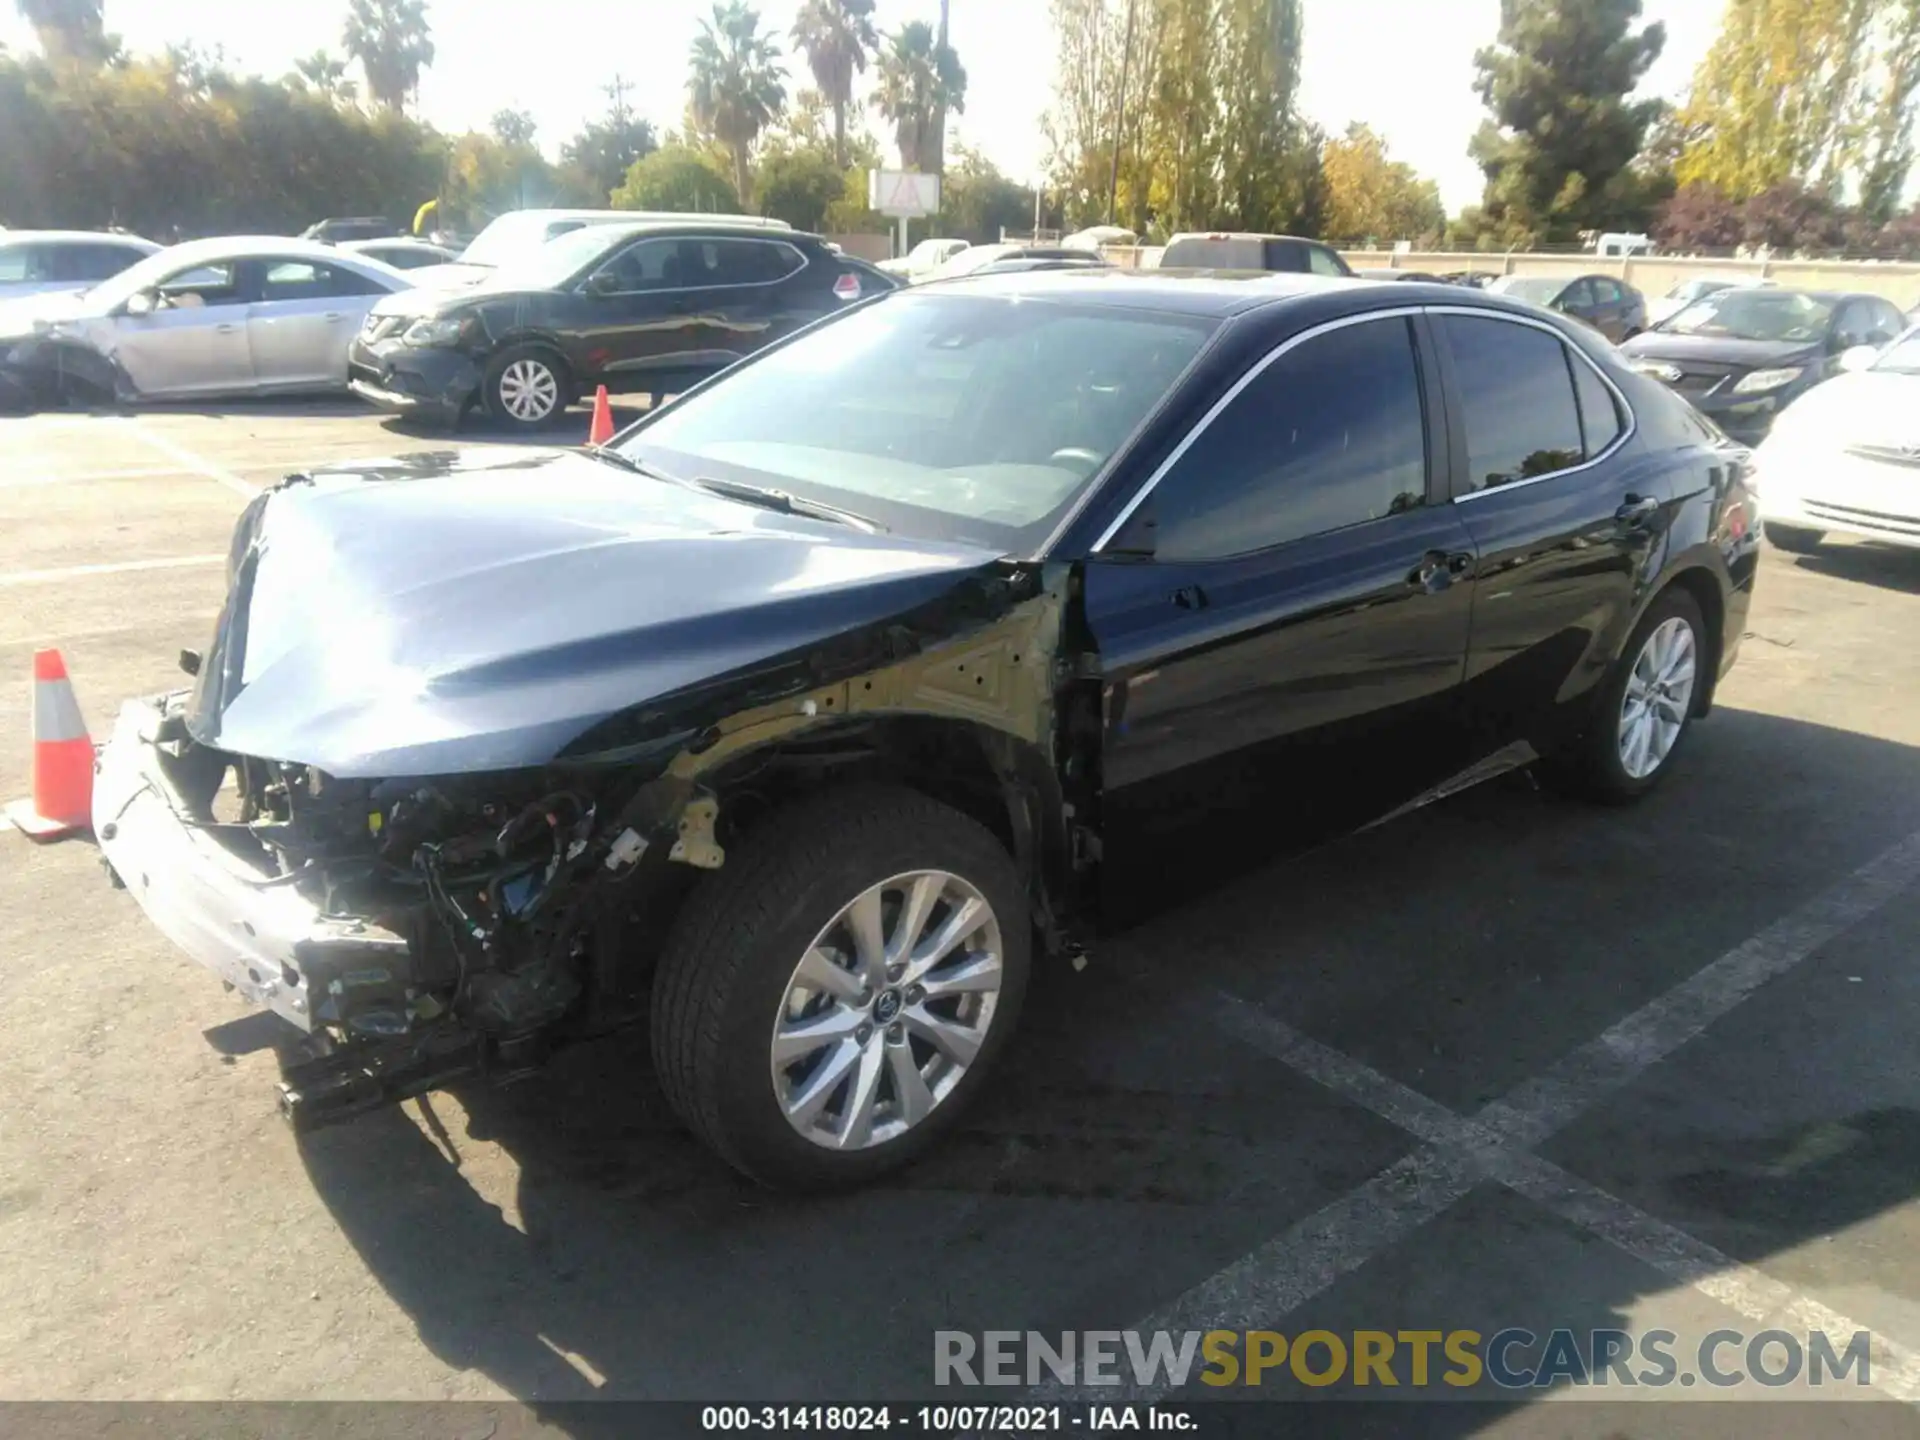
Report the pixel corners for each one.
[935,1328,1875,1391]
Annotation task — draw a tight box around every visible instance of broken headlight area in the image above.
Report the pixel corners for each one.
[99,697,673,1131]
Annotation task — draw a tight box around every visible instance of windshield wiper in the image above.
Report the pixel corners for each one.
[688,475,887,532]
[585,447,681,484]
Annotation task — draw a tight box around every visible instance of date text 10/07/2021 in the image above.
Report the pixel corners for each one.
[701,1406,1195,1432]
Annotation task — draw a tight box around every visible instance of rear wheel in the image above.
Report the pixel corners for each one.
[650,784,1030,1190]
[1545,588,1706,803]
[1767,523,1824,555]
[483,344,572,431]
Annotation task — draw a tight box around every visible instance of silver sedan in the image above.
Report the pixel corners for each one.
[0,236,414,404]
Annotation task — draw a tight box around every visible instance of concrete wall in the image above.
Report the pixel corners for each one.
[1341,250,1920,304]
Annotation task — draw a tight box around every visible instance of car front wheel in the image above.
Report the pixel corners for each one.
[650,785,1030,1190]
[483,344,571,431]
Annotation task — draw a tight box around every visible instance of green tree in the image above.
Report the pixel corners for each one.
[938,143,1035,241]
[290,50,356,104]
[1858,0,1920,220]
[491,107,536,146]
[872,20,965,172]
[343,0,434,113]
[689,0,787,206]
[561,77,660,203]
[755,145,845,228]
[1320,123,1445,243]
[1213,0,1309,232]
[1469,0,1666,243]
[611,142,742,212]
[15,0,112,64]
[1675,0,1877,200]
[791,0,877,169]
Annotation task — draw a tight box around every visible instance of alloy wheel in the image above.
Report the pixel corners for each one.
[1618,616,1697,780]
[497,359,559,423]
[770,869,1005,1151]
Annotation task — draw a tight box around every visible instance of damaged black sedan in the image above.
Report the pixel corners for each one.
[95,272,1759,1189]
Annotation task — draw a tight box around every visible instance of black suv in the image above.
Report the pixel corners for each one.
[349,220,901,430]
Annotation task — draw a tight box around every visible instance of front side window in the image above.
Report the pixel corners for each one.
[1438,314,1584,491]
[624,292,1217,550]
[157,262,244,307]
[1307,245,1348,277]
[1144,316,1429,561]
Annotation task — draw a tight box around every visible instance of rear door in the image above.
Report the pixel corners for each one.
[246,258,389,389]
[1431,309,1668,758]
[684,236,814,367]
[1557,278,1601,332]
[573,236,708,384]
[111,259,256,396]
[1085,310,1480,866]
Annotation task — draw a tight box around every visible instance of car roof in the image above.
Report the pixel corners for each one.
[562,219,822,247]
[1165,231,1327,243]
[926,268,1546,318]
[343,237,450,251]
[0,229,159,248]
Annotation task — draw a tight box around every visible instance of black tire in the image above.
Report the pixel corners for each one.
[650,784,1031,1191]
[1767,523,1825,555]
[1544,587,1707,804]
[482,343,573,432]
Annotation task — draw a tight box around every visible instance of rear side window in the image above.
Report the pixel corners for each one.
[1263,240,1308,272]
[1437,314,1584,491]
[705,239,804,285]
[0,244,35,282]
[69,244,148,280]
[1147,316,1429,560]
[1571,357,1624,455]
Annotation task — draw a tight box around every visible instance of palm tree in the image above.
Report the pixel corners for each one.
[871,21,966,173]
[689,0,788,207]
[292,50,358,104]
[342,0,435,114]
[791,0,877,170]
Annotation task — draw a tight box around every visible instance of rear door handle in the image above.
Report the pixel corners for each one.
[1408,550,1473,592]
[214,323,237,334]
[1169,584,1208,611]
[324,312,345,324]
[1616,494,1661,528]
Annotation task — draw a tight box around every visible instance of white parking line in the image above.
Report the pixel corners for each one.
[0,554,224,587]
[1062,823,1920,1400]
[0,466,197,489]
[126,426,260,498]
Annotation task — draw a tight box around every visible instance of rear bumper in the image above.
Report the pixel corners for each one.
[92,694,408,1035]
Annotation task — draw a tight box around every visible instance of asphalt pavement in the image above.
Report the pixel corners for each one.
[2,399,1920,1437]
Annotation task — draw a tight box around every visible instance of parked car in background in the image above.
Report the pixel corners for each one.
[349,221,896,430]
[409,209,795,292]
[1357,268,1444,283]
[1060,225,1136,250]
[343,237,461,271]
[1159,231,1353,276]
[301,216,399,243]
[962,253,1113,278]
[1486,273,1647,342]
[1622,288,1907,444]
[1440,272,1499,288]
[0,236,412,405]
[878,236,969,279]
[0,230,161,297]
[1751,323,1920,554]
[917,243,1106,283]
[95,270,1755,1189]
[1648,273,1775,328]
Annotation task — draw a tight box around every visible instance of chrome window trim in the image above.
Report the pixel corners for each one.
[1088,307,1424,553]
[1429,305,1637,503]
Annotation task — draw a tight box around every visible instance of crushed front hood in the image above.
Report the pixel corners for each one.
[187,448,1008,777]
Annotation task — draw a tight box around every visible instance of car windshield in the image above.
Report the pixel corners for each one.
[459,214,610,268]
[1488,276,1564,303]
[1870,328,1920,374]
[1660,289,1833,341]
[483,225,639,290]
[619,292,1219,551]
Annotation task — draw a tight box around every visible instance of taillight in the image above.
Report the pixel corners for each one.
[834,272,861,301]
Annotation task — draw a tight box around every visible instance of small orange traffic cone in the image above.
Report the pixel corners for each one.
[587,385,615,446]
[5,648,94,841]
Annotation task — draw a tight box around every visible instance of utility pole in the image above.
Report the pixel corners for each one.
[1105,0,1138,225]
[603,73,634,126]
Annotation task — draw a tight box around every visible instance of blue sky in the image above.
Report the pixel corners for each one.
[0,0,1728,211]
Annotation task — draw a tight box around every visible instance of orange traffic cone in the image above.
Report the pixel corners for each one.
[4,648,94,841]
[587,385,615,446]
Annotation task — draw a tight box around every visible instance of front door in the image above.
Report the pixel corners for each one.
[1428,310,1673,757]
[1085,311,1479,887]
[574,236,711,388]
[111,259,255,397]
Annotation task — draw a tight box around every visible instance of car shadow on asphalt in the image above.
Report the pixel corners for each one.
[295,707,1920,1431]
[1780,543,1920,596]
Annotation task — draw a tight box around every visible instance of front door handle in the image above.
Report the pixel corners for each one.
[1408,550,1472,592]
[324,312,345,324]
[214,323,237,334]
[1169,583,1208,611]
[1616,494,1661,528]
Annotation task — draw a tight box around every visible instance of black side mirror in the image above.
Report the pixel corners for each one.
[584,270,620,296]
